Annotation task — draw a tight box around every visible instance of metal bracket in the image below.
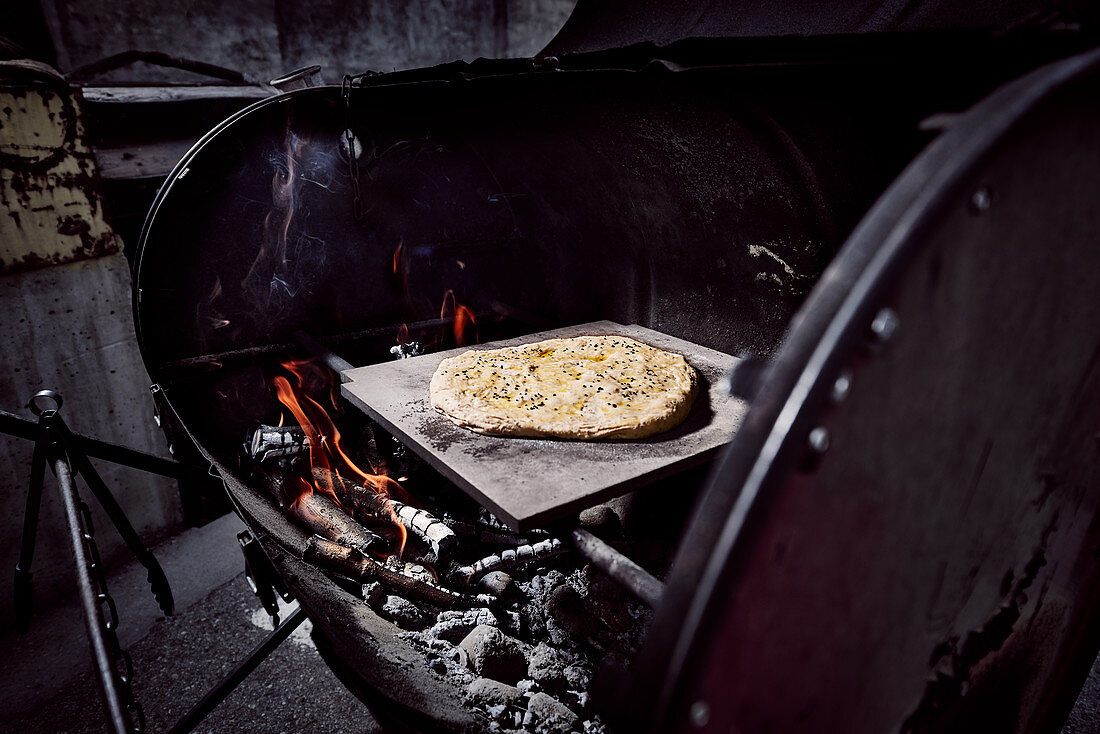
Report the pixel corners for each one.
[238,529,293,626]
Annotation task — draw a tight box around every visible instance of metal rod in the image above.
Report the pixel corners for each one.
[13,418,50,633]
[58,421,174,616]
[0,408,184,480]
[293,330,354,378]
[56,456,131,734]
[166,605,308,734]
[571,529,665,608]
[161,315,491,374]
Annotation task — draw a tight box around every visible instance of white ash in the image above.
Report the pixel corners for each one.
[459,624,527,683]
[583,719,608,734]
[430,607,498,643]
[527,692,579,734]
[379,594,428,629]
[467,678,524,707]
[363,581,385,606]
[527,642,569,689]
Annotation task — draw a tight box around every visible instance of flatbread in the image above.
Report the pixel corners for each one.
[429,335,698,440]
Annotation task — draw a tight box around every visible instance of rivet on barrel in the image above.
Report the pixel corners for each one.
[869,308,900,344]
[689,699,711,727]
[970,186,992,214]
[830,370,852,404]
[808,426,831,455]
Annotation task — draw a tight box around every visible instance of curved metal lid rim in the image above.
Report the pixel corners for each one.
[641,45,1100,733]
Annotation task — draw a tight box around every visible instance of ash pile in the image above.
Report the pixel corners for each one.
[246,361,667,733]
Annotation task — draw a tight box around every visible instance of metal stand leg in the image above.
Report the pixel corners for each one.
[166,605,309,734]
[10,389,175,733]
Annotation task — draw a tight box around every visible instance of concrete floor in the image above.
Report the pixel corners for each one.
[0,514,377,734]
[2,514,1100,734]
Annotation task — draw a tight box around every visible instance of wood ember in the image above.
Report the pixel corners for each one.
[249,424,309,463]
[319,469,457,558]
[442,511,549,546]
[368,495,457,558]
[285,489,385,554]
[303,535,494,608]
[453,537,565,584]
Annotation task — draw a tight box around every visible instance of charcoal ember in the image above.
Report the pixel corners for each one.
[527,692,579,734]
[577,504,621,536]
[527,642,569,689]
[478,571,514,598]
[431,607,497,643]
[547,584,603,638]
[563,665,591,692]
[380,594,427,629]
[582,718,607,734]
[581,564,625,603]
[363,582,385,606]
[467,677,524,707]
[459,625,527,683]
[526,571,567,598]
[500,610,523,636]
[519,570,568,640]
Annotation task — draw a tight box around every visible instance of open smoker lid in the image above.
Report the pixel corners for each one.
[541,0,1099,56]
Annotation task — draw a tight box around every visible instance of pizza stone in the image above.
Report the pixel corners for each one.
[429,334,699,440]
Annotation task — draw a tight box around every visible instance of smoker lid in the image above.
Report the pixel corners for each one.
[542,0,1098,56]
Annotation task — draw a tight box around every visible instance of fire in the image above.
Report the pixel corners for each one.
[274,359,407,555]
[440,289,478,347]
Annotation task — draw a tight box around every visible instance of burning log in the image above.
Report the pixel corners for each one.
[389,341,424,359]
[442,511,549,546]
[317,469,457,558]
[286,490,386,555]
[304,535,494,608]
[357,493,456,559]
[249,424,310,464]
[452,537,565,584]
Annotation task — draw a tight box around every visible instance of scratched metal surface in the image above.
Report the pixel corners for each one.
[341,321,746,530]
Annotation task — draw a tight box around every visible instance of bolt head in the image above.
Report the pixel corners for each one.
[808,426,831,454]
[690,700,711,727]
[970,187,992,213]
[830,371,852,404]
[870,308,900,343]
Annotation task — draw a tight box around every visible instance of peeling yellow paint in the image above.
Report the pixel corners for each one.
[0,85,121,273]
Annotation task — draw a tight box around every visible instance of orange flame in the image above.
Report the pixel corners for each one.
[274,360,407,556]
[440,289,478,347]
[454,303,477,346]
[393,243,404,275]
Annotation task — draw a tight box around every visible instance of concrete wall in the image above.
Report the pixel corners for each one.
[40,0,576,84]
[0,253,184,623]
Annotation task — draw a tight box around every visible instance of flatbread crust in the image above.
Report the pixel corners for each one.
[429,335,698,440]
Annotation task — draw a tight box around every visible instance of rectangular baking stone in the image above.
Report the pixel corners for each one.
[341,321,747,530]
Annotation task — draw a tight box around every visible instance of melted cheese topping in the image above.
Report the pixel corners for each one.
[429,335,698,440]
